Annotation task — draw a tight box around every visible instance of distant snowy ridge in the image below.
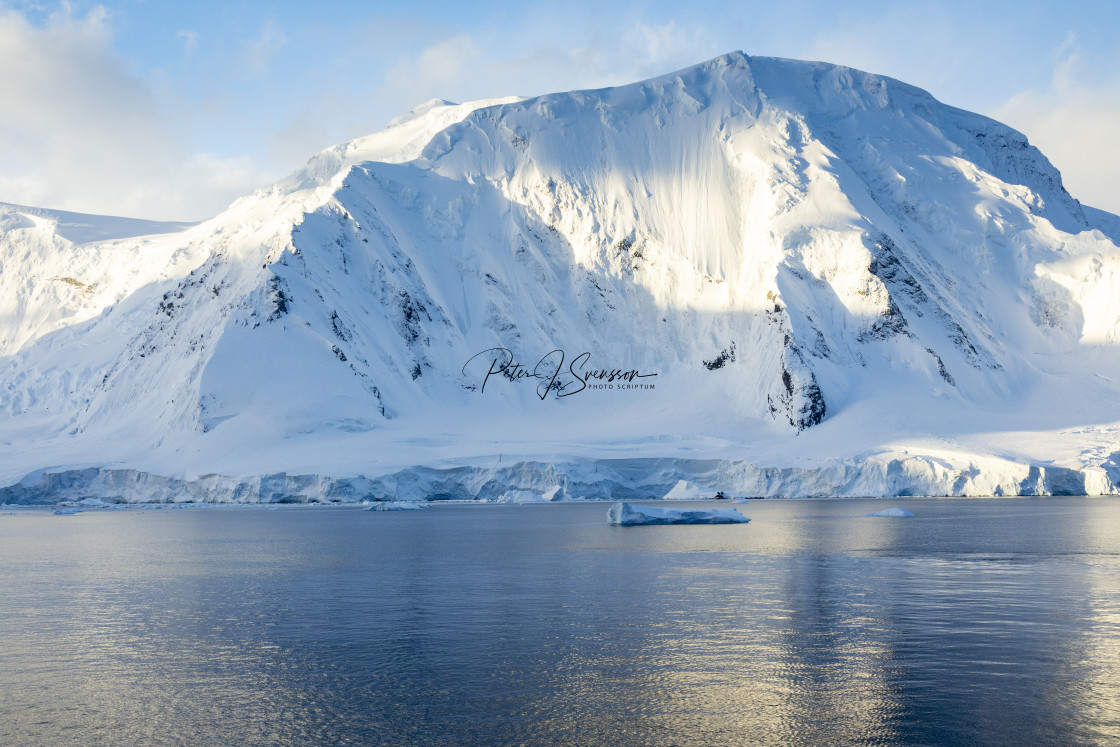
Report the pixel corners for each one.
[0,202,195,244]
[1,52,1119,498]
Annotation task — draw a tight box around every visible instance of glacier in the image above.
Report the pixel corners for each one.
[2,52,1120,503]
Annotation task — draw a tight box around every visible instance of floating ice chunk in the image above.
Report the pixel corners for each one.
[865,507,915,517]
[661,480,711,500]
[495,490,549,504]
[607,501,749,526]
[369,501,429,511]
[78,497,106,506]
[52,508,82,515]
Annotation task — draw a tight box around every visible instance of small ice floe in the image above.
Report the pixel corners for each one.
[369,501,429,511]
[52,507,82,515]
[607,501,750,526]
[865,507,915,517]
[78,497,106,507]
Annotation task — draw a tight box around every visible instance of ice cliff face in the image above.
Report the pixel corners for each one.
[2,52,1119,498]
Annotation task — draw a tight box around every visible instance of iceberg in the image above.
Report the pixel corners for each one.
[607,501,750,526]
[865,507,915,517]
[369,501,429,511]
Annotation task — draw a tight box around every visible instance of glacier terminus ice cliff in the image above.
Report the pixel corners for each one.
[2,52,1119,503]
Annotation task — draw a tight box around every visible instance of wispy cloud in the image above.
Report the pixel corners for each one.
[377,19,712,115]
[0,5,269,220]
[382,34,481,102]
[177,28,198,54]
[994,38,1120,215]
[240,18,286,79]
[3,1,1116,221]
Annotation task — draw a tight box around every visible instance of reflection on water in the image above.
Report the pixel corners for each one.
[1,498,1119,745]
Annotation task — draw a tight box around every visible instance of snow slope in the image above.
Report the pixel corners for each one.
[2,52,1119,502]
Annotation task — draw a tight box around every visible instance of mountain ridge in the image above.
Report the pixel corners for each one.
[2,52,1119,499]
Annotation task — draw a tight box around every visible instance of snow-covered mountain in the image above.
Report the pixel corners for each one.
[3,52,1120,502]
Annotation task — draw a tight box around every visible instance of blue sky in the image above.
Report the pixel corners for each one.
[1,0,1118,220]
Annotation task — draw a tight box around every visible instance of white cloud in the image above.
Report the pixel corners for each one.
[376,20,713,119]
[240,19,287,79]
[506,19,714,91]
[7,2,1112,226]
[993,43,1120,216]
[799,7,977,103]
[0,6,269,220]
[177,29,198,54]
[613,20,711,79]
[380,34,482,107]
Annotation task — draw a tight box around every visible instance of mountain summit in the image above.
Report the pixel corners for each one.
[3,52,1119,500]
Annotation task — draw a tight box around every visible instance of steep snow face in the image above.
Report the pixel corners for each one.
[1,53,1119,489]
[0,203,197,356]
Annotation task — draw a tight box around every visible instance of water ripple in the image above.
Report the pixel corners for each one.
[1,498,1119,744]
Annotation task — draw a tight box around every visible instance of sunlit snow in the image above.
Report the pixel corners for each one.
[1,52,1119,502]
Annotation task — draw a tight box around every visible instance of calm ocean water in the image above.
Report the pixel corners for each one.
[2,497,1119,746]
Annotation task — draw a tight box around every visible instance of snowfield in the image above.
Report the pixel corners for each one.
[2,52,1119,503]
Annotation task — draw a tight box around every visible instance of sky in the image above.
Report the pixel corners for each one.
[1,0,1118,221]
